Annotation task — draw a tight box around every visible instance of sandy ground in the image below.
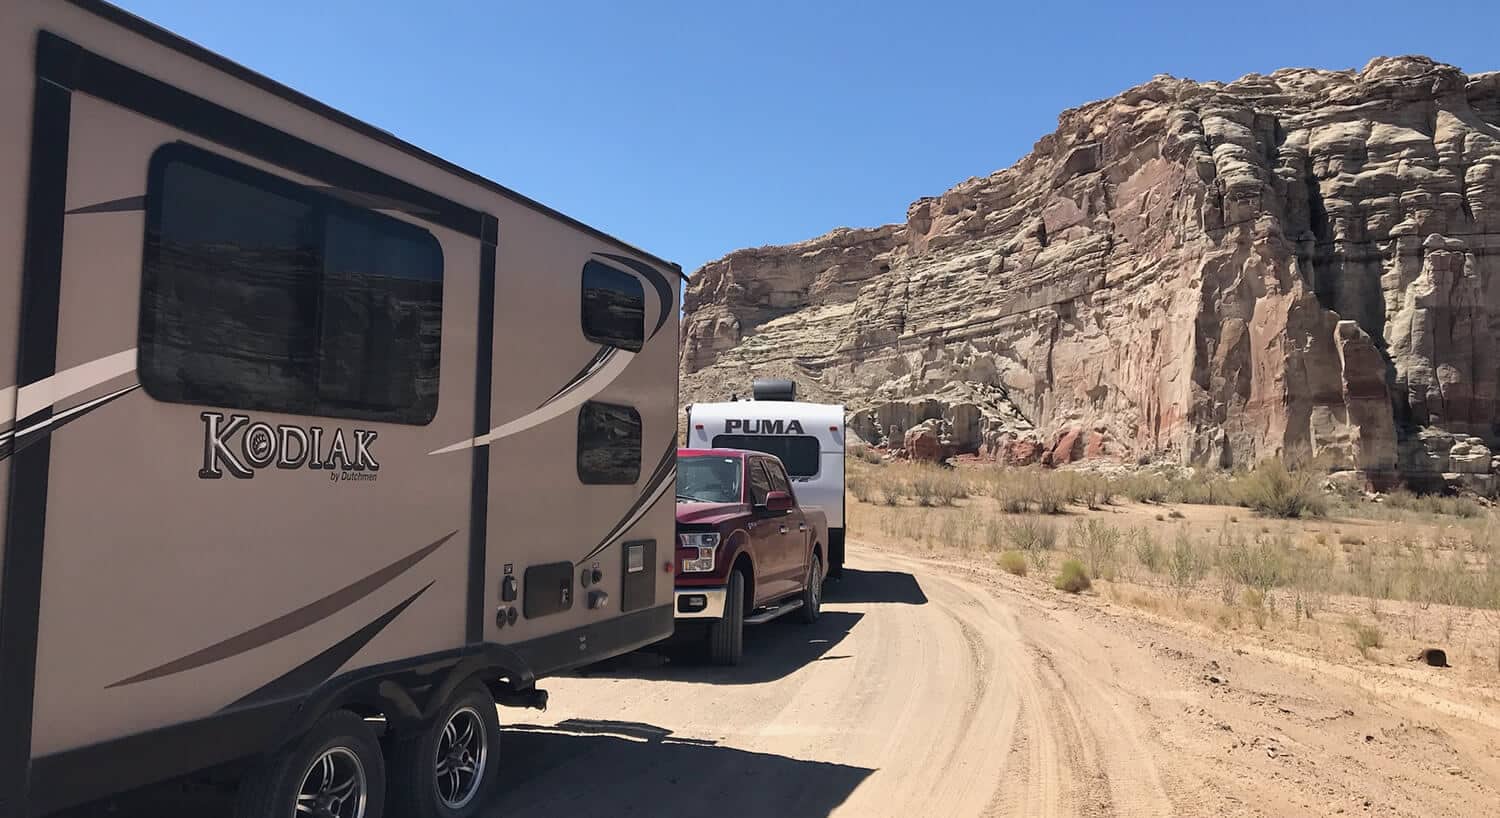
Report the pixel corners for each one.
[496,542,1500,818]
[56,542,1500,818]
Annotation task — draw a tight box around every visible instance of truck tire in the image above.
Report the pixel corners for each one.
[798,552,823,624]
[708,570,745,666]
[386,679,502,818]
[829,528,845,580]
[234,709,386,818]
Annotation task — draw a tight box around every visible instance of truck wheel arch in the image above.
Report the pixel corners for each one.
[731,553,756,615]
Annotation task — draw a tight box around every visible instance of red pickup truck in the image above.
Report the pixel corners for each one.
[674,448,829,665]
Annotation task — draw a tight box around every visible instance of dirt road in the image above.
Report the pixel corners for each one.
[61,543,1500,817]
[495,544,1500,818]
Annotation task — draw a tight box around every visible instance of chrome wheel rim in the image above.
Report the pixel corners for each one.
[810,557,822,610]
[295,747,366,818]
[434,706,488,809]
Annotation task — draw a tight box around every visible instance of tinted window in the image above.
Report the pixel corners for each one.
[747,460,772,506]
[578,401,642,484]
[712,435,821,478]
[763,460,792,495]
[581,260,644,351]
[139,144,443,424]
[677,456,742,504]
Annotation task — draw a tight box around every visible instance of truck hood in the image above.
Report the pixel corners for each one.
[675,502,750,526]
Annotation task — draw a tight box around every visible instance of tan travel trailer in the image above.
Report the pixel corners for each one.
[0,2,681,815]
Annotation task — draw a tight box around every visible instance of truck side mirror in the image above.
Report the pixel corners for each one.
[763,490,792,513]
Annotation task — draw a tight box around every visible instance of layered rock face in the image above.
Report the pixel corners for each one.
[681,57,1500,484]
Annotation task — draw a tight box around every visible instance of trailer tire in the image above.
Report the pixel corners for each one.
[386,680,502,818]
[798,552,823,624]
[234,709,386,818]
[708,570,745,666]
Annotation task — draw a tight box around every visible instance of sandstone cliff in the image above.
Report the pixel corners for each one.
[681,57,1500,487]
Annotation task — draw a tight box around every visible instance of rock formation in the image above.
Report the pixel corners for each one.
[680,57,1500,486]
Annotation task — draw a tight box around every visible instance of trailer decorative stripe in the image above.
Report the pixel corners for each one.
[229,582,434,709]
[427,349,635,455]
[1,383,141,464]
[107,531,457,688]
[0,346,136,428]
[579,443,678,562]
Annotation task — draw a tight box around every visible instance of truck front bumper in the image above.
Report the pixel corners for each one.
[674,586,727,620]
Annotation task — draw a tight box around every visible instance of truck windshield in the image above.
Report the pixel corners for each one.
[677,456,743,504]
[711,434,820,478]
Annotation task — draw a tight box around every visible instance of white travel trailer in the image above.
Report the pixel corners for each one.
[685,379,847,577]
[0,2,681,816]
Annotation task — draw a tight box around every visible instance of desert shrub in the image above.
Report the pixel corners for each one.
[848,475,875,503]
[999,551,1029,576]
[1035,479,1067,515]
[1117,474,1169,504]
[1383,490,1481,519]
[1339,532,1365,546]
[1236,460,1327,518]
[878,479,904,506]
[1165,476,1237,505]
[1168,509,1185,519]
[1242,588,1268,629]
[906,464,967,507]
[1169,529,1208,598]
[1132,527,1164,574]
[1071,518,1121,580]
[1005,518,1058,553]
[983,516,1006,550]
[1349,619,1384,658]
[1220,529,1292,594]
[1055,559,1091,593]
[857,446,886,465]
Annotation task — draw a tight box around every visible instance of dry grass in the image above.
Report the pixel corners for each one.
[845,457,1500,677]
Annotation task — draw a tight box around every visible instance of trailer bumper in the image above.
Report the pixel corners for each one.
[674,586,727,619]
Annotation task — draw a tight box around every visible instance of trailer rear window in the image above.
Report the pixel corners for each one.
[581,260,644,352]
[578,401,642,484]
[712,434,821,478]
[138,143,443,425]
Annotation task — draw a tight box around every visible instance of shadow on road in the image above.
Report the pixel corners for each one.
[493,720,872,818]
[49,719,872,818]
[828,567,928,605]
[574,611,864,685]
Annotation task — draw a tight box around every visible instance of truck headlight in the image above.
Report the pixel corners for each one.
[678,532,719,572]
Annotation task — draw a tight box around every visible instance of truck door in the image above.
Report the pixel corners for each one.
[762,458,809,589]
[745,458,792,602]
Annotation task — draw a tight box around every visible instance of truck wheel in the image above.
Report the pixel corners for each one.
[708,570,745,665]
[234,709,385,818]
[386,680,502,818]
[798,553,823,624]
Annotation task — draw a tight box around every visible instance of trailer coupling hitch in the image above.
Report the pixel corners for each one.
[496,686,549,711]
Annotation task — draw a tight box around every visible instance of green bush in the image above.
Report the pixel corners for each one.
[999,551,1028,576]
[1236,460,1327,518]
[1055,559,1092,593]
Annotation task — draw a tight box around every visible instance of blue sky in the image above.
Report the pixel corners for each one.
[116,0,1500,274]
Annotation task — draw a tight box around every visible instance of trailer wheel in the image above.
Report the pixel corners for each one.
[234,709,385,818]
[387,680,502,818]
[798,552,823,624]
[708,570,745,665]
